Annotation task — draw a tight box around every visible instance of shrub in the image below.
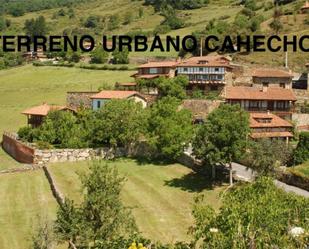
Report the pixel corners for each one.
[294,132,309,165]
[18,126,34,142]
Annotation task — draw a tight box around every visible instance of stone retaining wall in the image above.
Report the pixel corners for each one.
[34,147,127,165]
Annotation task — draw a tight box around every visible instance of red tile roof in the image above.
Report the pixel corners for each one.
[138,61,177,69]
[249,113,293,128]
[22,103,73,116]
[90,90,141,99]
[225,86,297,101]
[250,131,293,138]
[177,55,231,67]
[252,69,292,78]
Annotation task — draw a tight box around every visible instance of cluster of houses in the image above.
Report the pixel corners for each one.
[21,54,309,144]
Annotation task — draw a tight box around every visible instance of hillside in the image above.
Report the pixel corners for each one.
[0,0,308,69]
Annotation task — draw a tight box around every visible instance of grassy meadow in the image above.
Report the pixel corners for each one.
[48,158,225,243]
[0,170,58,249]
[0,65,133,169]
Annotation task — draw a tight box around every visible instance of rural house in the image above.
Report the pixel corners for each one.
[90,90,147,110]
[252,68,293,89]
[224,86,297,119]
[132,61,177,80]
[249,112,293,143]
[176,56,232,93]
[22,103,75,128]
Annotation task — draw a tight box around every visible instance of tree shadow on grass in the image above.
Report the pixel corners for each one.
[134,156,175,166]
[164,167,229,193]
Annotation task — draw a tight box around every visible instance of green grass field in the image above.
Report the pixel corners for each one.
[0,170,58,249]
[48,158,225,243]
[0,65,133,169]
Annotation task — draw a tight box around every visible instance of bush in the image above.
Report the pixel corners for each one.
[90,48,109,64]
[293,132,309,165]
[36,141,54,150]
[18,126,34,142]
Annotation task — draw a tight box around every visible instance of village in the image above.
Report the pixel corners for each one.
[18,54,309,144]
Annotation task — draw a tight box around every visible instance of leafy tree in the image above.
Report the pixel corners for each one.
[92,99,147,149]
[243,139,293,176]
[293,132,309,165]
[24,16,48,39]
[154,76,188,100]
[54,161,137,248]
[31,218,55,249]
[84,15,100,28]
[193,104,250,185]
[34,110,87,148]
[190,177,309,248]
[90,47,109,64]
[147,97,193,159]
[269,6,283,34]
[112,48,129,64]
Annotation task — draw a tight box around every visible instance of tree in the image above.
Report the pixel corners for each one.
[147,97,193,160]
[54,161,137,248]
[190,177,309,248]
[293,132,309,165]
[243,139,293,176]
[269,6,283,34]
[112,48,129,64]
[193,104,250,185]
[154,76,188,100]
[92,99,147,149]
[90,47,109,64]
[84,15,100,28]
[24,16,48,39]
[31,218,54,249]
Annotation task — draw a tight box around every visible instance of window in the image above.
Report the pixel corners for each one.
[184,68,188,72]
[149,68,158,74]
[276,101,286,110]
[280,83,285,88]
[97,101,101,109]
[263,82,269,87]
[217,75,223,80]
[215,68,219,72]
[249,101,260,108]
[199,67,203,72]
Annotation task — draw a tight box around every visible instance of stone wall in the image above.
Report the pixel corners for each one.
[292,113,309,131]
[66,91,98,109]
[34,147,127,165]
[2,132,35,164]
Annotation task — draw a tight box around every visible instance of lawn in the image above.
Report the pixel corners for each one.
[0,64,133,170]
[0,170,58,249]
[48,158,225,243]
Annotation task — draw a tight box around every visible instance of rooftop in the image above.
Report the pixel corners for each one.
[301,1,309,9]
[252,68,292,78]
[22,103,73,116]
[90,90,141,99]
[138,61,177,69]
[225,86,297,101]
[250,113,293,128]
[177,56,231,67]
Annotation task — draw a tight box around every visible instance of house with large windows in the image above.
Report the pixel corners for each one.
[176,56,232,93]
[224,86,297,119]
